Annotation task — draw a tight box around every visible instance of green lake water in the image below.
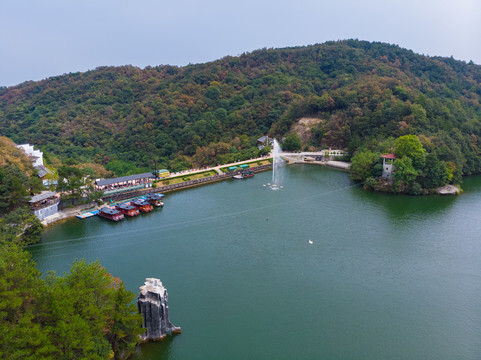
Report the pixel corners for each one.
[29,165,481,359]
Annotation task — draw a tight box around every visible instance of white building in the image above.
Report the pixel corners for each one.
[17,144,44,167]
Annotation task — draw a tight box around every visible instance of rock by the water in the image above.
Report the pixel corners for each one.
[437,184,460,195]
[138,278,180,341]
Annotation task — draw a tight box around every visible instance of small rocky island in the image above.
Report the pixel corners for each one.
[138,278,181,341]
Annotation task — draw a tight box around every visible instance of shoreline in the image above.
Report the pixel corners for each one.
[40,153,351,227]
[41,202,99,227]
[41,159,457,228]
[41,161,275,227]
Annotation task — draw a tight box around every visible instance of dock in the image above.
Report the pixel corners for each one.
[76,209,99,219]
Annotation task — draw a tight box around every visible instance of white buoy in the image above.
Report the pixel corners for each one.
[308,240,313,245]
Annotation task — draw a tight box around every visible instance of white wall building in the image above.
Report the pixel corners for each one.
[17,144,44,167]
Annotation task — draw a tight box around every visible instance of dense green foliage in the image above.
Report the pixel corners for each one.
[0,241,143,359]
[1,40,480,177]
[0,161,45,244]
[0,148,142,358]
[350,150,379,182]
[282,133,302,151]
[351,134,453,194]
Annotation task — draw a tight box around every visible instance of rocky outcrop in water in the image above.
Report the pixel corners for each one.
[437,184,460,195]
[137,278,181,341]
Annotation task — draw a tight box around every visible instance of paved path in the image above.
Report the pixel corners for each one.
[281,149,346,157]
[325,161,351,170]
[167,155,272,178]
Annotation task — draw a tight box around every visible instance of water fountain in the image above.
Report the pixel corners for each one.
[270,139,286,190]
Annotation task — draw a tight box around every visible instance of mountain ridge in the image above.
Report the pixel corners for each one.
[0,39,480,176]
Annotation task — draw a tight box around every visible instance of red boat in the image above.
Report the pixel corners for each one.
[98,207,124,221]
[145,193,164,207]
[132,199,153,213]
[115,203,140,217]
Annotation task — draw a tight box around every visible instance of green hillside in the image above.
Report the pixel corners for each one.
[1,40,480,177]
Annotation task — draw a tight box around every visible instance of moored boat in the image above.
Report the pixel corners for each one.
[115,203,140,217]
[145,193,164,207]
[233,174,244,179]
[98,207,124,221]
[132,199,154,212]
[241,169,255,178]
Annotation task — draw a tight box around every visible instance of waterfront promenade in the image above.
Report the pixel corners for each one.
[166,155,272,178]
[41,153,351,226]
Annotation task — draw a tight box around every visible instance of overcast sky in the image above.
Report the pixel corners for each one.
[1,0,479,87]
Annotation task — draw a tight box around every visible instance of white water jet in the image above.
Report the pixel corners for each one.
[270,139,286,190]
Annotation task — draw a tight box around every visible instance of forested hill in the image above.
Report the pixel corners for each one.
[1,40,481,175]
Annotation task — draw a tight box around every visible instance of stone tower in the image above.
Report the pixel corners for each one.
[137,278,181,341]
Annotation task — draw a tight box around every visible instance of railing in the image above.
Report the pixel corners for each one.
[102,184,147,195]
[30,198,60,211]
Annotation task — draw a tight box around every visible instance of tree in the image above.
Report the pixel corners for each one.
[0,240,143,360]
[107,283,144,359]
[420,153,448,189]
[56,166,84,198]
[29,171,46,195]
[62,260,143,359]
[0,207,44,245]
[0,165,30,213]
[0,242,54,359]
[350,150,378,182]
[394,135,426,169]
[393,156,418,186]
[42,260,143,359]
[282,133,302,151]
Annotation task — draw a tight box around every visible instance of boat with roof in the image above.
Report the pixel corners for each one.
[132,199,154,213]
[241,169,255,178]
[145,193,164,207]
[98,207,124,221]
[115,203,140,217]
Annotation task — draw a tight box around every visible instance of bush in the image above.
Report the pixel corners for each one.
[408,182,423,195]
[363,177,377,190]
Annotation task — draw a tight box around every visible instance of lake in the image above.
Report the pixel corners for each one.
[30,165,481,359]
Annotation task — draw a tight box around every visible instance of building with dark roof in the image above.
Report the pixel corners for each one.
[95,172,154,195]
[29,191,60,220]
[257,135,274,150]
